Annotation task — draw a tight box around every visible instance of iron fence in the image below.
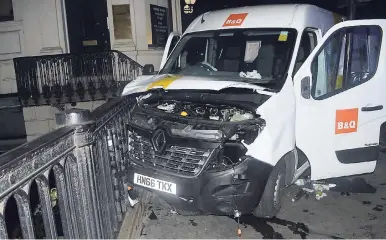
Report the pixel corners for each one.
[13,51,142,107]
[0,96,136,239]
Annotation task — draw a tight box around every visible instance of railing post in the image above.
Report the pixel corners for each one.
[56,109,102,239]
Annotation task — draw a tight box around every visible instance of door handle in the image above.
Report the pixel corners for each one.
[361,105,383,112]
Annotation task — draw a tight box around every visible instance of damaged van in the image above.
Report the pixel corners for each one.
[121,4,386,218]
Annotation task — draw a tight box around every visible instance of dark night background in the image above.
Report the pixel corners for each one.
[180,0,386,31]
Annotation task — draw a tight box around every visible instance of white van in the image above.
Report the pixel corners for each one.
[122,4,386,218]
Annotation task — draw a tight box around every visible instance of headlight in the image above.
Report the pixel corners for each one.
[170,126,223,141]
[206,142,247,171]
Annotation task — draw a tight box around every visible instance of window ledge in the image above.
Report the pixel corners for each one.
[113,39,136,51]
[0,20,22,32]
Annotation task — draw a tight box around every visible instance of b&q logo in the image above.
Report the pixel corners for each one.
[335,108,358,134]
[223,13,248,27]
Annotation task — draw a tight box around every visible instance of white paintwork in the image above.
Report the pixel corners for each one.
[294,20,386,180]
[184,4,338,36]
[160,32,181,69]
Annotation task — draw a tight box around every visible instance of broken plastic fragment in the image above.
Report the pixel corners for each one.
[137,93,152,102]
[292,189,307,202]
[315,191,327,200]
[157,103,175,112]
[302,188,314,193]
[313,183,336,191]
[169,209,178,215]
[295,179,310,186]
[209,115,220,120]
[128,195,139,207]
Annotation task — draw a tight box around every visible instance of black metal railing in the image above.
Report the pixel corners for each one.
[13,51,143,107]
[0,96,138,239]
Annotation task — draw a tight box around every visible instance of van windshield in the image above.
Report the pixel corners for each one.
[159,28,297,88]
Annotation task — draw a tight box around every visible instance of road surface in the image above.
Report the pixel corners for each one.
[137,158,386,239]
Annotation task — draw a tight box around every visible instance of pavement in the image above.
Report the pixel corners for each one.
[136,155,386,239]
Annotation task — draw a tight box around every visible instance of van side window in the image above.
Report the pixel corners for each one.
[311,25,382,99]
[293,30,317,75]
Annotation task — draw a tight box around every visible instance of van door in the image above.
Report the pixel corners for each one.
[293,20,386,180]
[160,32,181,69]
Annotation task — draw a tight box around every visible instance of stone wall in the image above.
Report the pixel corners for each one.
[0,60,17,94]
[23,100,106,141]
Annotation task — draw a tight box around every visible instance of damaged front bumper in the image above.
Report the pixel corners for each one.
[127,155,272,215]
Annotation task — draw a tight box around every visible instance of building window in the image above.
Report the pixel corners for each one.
[0,0,14,22]
[311,25,382,99]
[112,4,132,40]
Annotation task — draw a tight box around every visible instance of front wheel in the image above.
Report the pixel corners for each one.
[253,159,287,218]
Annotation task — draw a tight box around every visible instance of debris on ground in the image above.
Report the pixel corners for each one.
[292,189,308,202]
[169,209,178,215]
[127,186,139,207]
[189,219,198,226]
[292,179,337,201]
[313,183,336,200]
[148,210,158,220]
[313,183,337,191]
[295,179,310,186]
[128,195,139,207]
[315,191,327,200]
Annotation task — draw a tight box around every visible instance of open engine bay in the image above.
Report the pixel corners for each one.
[153,100,255,122]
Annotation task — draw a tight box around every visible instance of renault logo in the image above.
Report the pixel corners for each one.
[151,129,166,154]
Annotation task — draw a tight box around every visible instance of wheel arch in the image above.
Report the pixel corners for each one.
[281,147,311,186]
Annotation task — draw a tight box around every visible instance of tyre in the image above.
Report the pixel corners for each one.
[253,159,287,218]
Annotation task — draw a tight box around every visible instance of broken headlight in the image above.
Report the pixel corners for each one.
[206,143,248,171]
[170,125,223,141]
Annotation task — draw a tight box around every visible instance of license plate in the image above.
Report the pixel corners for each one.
[134,173,177,195]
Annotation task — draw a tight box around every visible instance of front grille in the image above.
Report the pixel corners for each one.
[128,131,213,176]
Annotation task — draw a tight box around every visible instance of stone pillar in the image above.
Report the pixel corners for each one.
[55,108,102,238]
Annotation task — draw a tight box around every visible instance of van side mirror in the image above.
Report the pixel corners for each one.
[143,64,155,75]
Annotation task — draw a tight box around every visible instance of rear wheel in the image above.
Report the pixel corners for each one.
[253,159,287,218]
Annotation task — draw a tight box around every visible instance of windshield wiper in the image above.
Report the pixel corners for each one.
[238,78,274,84]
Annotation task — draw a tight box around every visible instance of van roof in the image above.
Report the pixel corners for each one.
[184,4,334,34]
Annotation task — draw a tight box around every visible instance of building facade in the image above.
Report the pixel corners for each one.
[0,0,183,144]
